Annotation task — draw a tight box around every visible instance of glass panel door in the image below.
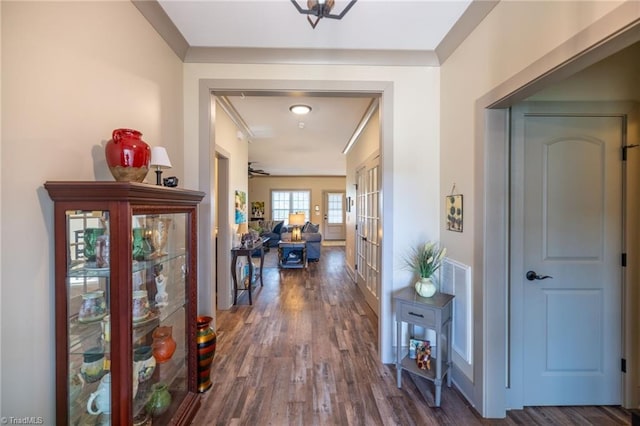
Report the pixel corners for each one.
[324,191,346,240]
[131,212,188,423]
[66,210,111,425]
[355,156,381,316]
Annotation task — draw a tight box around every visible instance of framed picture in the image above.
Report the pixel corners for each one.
[446,194,463,232]
[251,201,265,219]
[235,190,247,224]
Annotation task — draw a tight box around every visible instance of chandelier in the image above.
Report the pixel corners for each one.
[291,0,357,29]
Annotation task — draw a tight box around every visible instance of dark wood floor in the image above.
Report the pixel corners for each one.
[192,246,631,425]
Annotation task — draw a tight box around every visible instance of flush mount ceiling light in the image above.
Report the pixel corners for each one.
[290,0,357,29]
[289,104,312,115]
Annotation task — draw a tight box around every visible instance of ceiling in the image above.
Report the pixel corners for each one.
[154,0,485,65]
[137,1,640,177]
[224,94,375,176]
[135,0,493,176]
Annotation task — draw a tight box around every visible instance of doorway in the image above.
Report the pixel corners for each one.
[199,80,394,361]
[215,150,232,310]
[481,31,640,416]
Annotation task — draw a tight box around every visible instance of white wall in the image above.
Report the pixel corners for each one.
[440,0,636,417]
[1,1,184,419]
[183,66,441,364]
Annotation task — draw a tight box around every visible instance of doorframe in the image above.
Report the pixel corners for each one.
[197,79,394,361]
[477,7,640,417]
[215,148,232,310]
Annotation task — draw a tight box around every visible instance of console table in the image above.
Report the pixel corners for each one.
[231,237,267,305]
[394,287,454,407]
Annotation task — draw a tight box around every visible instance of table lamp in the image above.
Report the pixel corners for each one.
[288,213,306,241]
[150,147,172,186]
[237,222,249,246]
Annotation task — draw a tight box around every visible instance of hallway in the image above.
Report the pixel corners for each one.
[193,247,631,425]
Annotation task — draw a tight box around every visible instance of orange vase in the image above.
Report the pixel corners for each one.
[151,326,176,363]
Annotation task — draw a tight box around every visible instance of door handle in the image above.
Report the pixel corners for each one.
[526,270,552,281]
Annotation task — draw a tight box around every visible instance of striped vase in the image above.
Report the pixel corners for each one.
[196,315,216,393]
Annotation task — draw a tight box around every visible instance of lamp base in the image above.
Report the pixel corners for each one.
[292,227,301,241]
[155,170,163,186]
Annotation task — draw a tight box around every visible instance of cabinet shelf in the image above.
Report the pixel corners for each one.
[68,250,187,278]
[46,181,205,426]
[399,355,445,382]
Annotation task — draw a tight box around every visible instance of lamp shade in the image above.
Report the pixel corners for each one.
[288,213,306,226]
[150,147,172,169]
[237,222,249,235]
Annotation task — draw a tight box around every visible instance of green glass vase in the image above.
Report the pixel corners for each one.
[145,383,172,417]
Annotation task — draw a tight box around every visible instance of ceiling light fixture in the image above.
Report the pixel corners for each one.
[289,104,312,115]
[290,0,357,29]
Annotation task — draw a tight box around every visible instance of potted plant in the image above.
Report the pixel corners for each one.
[404,241,446,298]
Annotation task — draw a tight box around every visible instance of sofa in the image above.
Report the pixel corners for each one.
[280,221,322,261]
[249,220,285,248]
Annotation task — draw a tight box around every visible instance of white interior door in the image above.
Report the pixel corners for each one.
[355,157,380,315]
[323,191,346,240]
[513,110,623,405]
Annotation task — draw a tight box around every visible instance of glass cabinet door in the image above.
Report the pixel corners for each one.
[131,212,188,424]
[66,210,111,425]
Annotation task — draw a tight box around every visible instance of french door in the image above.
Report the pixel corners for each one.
[355,156,381,315]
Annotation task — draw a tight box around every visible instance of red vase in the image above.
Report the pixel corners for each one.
[105,128,151,182]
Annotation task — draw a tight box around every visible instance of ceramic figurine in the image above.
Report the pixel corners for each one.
[155,273,169,307]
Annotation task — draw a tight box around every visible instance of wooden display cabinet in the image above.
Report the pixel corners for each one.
[45,181,205,425]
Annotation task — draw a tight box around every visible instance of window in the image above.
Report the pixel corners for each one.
[271,190,310,223]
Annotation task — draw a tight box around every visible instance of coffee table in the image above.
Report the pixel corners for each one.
[278,240,307,269]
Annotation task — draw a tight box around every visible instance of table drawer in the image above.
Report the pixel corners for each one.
[398,302,436,328]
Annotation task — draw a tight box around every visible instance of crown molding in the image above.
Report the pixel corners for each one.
[131,0,189,60]
[184,46,439,66]
[436,0,499,64]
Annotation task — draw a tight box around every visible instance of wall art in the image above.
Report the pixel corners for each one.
[235,190,247,224]
[251,201,265,219]
[446,194,463,232]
